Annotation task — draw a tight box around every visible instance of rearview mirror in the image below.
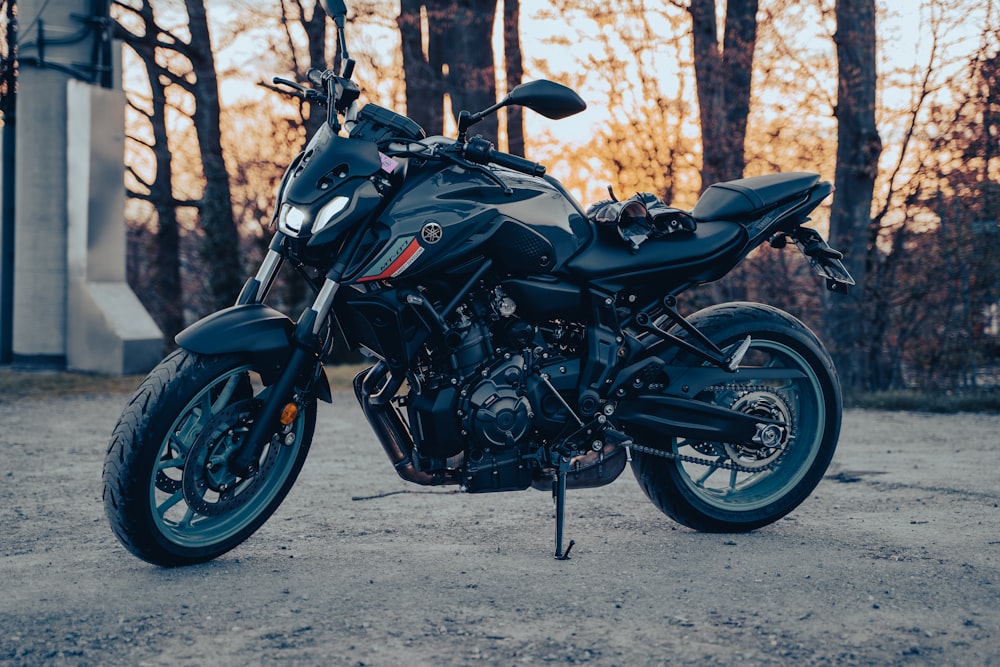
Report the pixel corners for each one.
[457,79,586,141]
[504,80,587,120]
[322,0,348,21]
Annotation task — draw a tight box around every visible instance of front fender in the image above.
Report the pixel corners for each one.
[175,304,332,403]
[176,304,294,355]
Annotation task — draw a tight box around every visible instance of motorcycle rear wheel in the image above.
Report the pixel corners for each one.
[103,349,315,566]
[630,302,841,532]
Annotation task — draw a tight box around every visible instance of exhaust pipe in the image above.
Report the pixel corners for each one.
[353,363,457,486]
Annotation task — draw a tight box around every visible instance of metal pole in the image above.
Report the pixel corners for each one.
[1,0,16,364]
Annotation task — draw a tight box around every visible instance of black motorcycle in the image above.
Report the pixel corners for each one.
[103,0,855,565]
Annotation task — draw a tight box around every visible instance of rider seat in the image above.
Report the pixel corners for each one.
[691,172,820,221]
[564,221,747,283]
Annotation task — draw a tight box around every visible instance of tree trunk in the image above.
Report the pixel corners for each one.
[299,0,328,139]
[185,0,243,311]
[688,0,759,191]
[398,0,446,135]
[503,0,524,155]
[443,0,499,144]
[825,0,882,391]
[147,66,184,343]
[399,0,498,142]
[114,2,184,341]
[688,0,759,303]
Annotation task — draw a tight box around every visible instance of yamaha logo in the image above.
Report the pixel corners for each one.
[421,221,443,244]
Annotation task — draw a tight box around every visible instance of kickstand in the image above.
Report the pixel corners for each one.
[553,460,575,560]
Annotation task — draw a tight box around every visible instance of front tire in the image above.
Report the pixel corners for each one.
[630,302,841,532]
[102,349,315,566]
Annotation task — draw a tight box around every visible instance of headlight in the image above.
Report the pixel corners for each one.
[278,204,307,236]
[312,196,350,234]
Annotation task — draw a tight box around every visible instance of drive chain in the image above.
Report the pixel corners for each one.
[623,441,780,474]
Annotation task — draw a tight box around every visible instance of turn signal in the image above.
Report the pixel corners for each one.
[279,402,299,426]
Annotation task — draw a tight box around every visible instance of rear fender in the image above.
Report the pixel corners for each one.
[175,304,332,403]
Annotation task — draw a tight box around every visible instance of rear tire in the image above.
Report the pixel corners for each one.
[630,302,841,532]
[102,349,315,566]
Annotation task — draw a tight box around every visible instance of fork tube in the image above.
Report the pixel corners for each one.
[308,278,340,336]
[252,249,284,299]
[229,345,314,474]
[237,234,285,305]
[231,275,339,474]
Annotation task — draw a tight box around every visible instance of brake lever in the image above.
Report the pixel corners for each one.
[438,145,513,195]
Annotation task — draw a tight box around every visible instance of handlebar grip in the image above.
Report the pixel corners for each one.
[488,148,547,177]
[463,137,546,176]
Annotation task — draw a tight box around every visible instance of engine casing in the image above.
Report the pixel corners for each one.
[401,291,581,493]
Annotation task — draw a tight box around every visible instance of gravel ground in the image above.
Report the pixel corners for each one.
[1,388,998,666]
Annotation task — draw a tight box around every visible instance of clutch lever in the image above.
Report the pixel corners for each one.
[271,77,326,105]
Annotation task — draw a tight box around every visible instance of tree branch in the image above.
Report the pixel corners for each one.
[280,0,303,78]
[125,133,155,151]
[872,7,941,228]
[125,165,152,191]
[126,96,153,119]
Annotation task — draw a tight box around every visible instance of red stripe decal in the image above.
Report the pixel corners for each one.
[359,239,423,282]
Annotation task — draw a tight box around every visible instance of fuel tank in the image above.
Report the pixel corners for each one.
[345,150,592,284]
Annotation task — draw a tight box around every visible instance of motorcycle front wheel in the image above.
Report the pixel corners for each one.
[630,302,841,532]
[103,349,315,566]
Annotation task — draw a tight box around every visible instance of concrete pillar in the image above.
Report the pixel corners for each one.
[9,0,162,372]
[12,62,75,365]
[66,80,162,374]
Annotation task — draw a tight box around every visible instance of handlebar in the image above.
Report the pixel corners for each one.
[463,137,546,177]
[273,75,544,181]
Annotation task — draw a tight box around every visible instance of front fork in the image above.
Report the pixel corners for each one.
[230,241,342,474]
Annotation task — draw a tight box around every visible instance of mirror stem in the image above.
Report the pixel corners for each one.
[456,99,505,142]
[457,110,474,142]
[335,17,351,69]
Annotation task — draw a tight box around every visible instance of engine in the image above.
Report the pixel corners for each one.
[461,356,533,449]
[403,284,582,492]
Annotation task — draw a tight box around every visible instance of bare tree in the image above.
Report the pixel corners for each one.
[398,0,499,143]
[824,0,882,391]
[184,0,242,311]
[278,0,328,139]
[673,0,758,305]
[687,0,759,190]
[114,0,242,316]
[533,0,697,204]
[880,34,1000,390]
[504,0,525,155]
[114,1,191,341]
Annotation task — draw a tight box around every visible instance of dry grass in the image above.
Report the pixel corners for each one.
[0,363,370,402]
[0,368,145,400]
[844,388,1000,413]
